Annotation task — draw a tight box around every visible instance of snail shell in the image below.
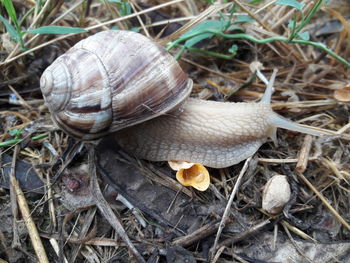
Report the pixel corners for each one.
[40,30,193,140]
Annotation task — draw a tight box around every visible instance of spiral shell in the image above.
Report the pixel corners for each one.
[40,30,192,140]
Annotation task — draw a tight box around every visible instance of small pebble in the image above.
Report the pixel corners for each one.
[262,175,291,214]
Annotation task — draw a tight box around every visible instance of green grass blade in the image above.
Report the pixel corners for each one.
[276,0,304,11]
[169,30,350,68]
[0,14,20,42]
[0,138,21,147]
[1,0,20,29]
[25,26,87,34]
[171,20,226,50]
[31,133,49,141]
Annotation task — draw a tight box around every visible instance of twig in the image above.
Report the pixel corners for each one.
[45,171,56,228]
[7,85,33,110]
[281,220,316,242]
[173,219,231,247]
[9,146,50,262]
[296,135,313,173]
[70,208,97,262]
[232,0,271,32]
[0,229,9,259]
[322,157,349,183]
[218,218,271,247]
[49,238,68,263]
[158,2,231,45]
[297,172,350,231]
[129,1,150,37]
[87,144,146,263]
[211,246,226,263]
[9,146,20,249]
[281,222,313,263]
[210,156,252,260]
[116,194,147,228]
[258,157,318,164]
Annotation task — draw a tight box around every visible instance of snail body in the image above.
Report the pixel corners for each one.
[115,96,320,168]
[115,98,274,168]
[40,30,322,168]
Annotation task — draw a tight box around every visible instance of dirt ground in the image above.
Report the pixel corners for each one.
[1,1,350,262]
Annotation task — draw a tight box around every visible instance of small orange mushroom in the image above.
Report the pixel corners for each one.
[168,161,210,191]
[334,86,350,102]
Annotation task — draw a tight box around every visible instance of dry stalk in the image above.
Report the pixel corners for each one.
[281,222,314,263]
[297,172,350,231]
[9,146,50,263]
[1,0,186,65]
[210,156,252,260]
[88,145,146,263]
[296,135,313,173]
[281,220,316,242]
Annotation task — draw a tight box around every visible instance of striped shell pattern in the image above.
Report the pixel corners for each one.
[40,30,193,140]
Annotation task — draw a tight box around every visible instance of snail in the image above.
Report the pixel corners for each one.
[40,30,323,171]
[40,30,192,140]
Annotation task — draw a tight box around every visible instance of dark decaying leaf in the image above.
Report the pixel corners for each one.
[0,154,44,193]
[166,245,196,263]
[96,137,225,235]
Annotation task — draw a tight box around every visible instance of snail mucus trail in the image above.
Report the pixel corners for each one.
[40,30,324,170]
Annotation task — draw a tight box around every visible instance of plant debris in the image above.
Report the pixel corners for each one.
[1,1,350,262]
